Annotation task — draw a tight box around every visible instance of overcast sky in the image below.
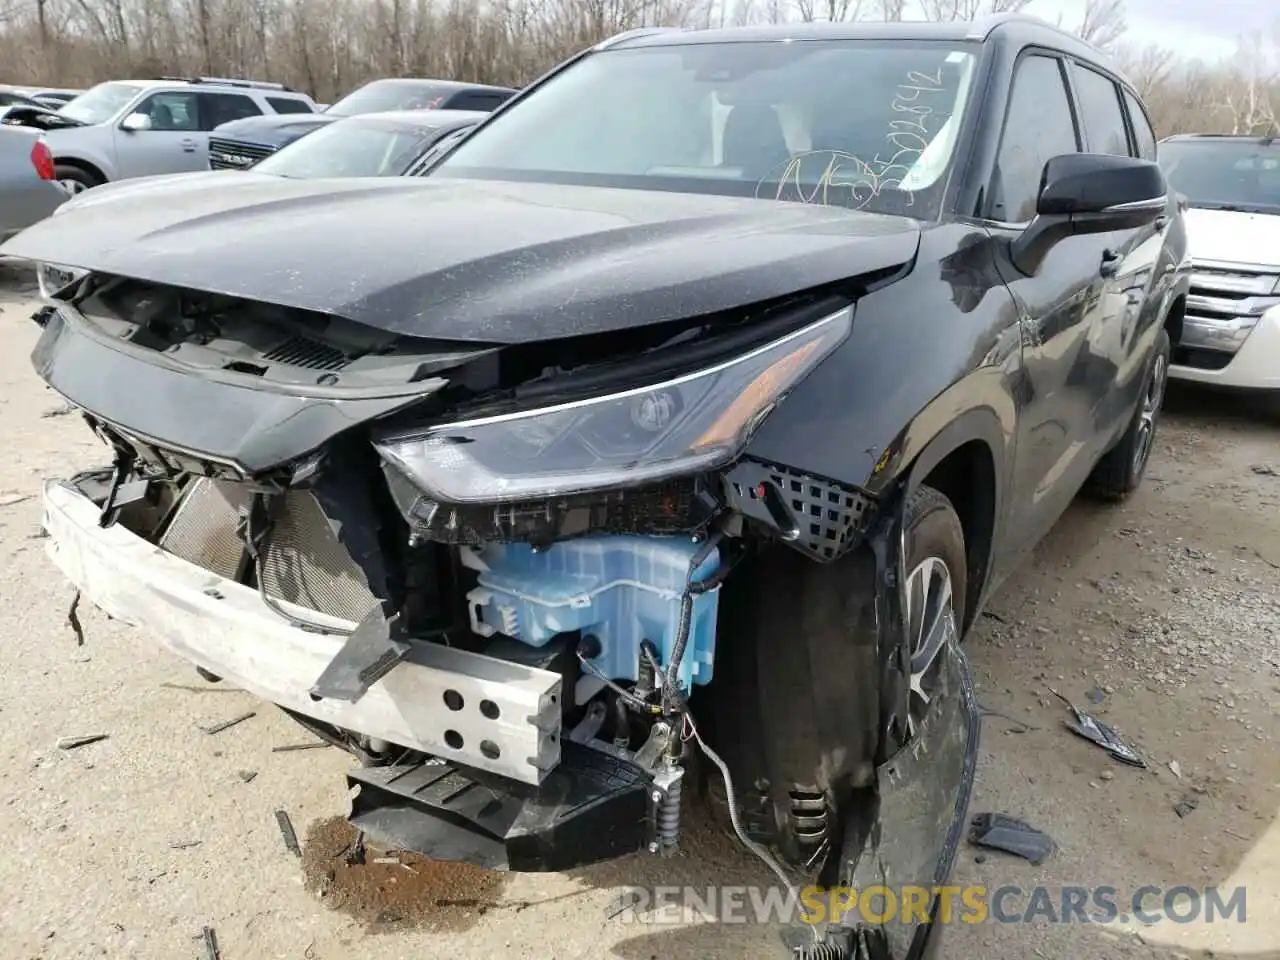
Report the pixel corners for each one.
[1026,0,1269,61]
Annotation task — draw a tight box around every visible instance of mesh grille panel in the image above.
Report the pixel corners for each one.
[158,478,251,579]
[158,479,379,622]
[259,490,379,622]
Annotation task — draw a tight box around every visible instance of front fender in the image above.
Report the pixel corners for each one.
[745,224,1022,496]
[47,134,116,180]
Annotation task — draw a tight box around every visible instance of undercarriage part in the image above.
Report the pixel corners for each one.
[722,458,876,561]
[382,467,718,546]
[346,739,655,871]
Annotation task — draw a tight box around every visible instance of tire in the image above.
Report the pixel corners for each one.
[702,483,966,872]
[1085,327,1171,501]
[53,164,102,195]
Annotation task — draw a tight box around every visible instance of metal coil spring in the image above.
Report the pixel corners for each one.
[791,941,848,960]
[657,776,682,854]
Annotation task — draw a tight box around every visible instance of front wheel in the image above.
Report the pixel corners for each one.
[53,164,102,195]
[1085,326,1171,501]
[703,483,966,872]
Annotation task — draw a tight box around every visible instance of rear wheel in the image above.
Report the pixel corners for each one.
[54,164,102,194]
[1085,327,1171,501]
[703,483,966,873]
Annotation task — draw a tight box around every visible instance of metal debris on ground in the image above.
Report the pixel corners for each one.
[968,812,1056,864]
[1168,760,1183,779]
[67,590,85,646]
[200,925,221,960]
[169,840,202,850]
[275,809,302,857]
[270,741,329,752]
[605,890,645,920]
[199,711,256,735]
[56,733,108,750]
[344,830,366,866]
[236,769,258,783]
[1049,688,1145,767]
[372,856,400,865]
[1249,463,1277,476]
[1173,794,1199,818]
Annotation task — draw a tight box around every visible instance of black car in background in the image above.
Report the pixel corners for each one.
[207,78,516,169]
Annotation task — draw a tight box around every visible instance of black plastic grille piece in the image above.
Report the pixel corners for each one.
[723,459,875,561]
[208,137,275,169]
[262,335,349,371]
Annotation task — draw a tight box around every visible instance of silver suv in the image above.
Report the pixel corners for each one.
[44,76,316,192]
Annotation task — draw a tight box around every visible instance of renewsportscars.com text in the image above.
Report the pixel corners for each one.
[610,884,1248,926]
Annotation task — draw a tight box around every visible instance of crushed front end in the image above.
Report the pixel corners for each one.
[35,272,893,873]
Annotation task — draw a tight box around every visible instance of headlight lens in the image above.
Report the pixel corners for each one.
[375,305,853,503]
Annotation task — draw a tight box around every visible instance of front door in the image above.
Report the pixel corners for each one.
[112,90,207,178]
[988,53,1123,562]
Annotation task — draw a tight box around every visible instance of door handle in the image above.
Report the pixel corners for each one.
[180,137,197,152]
[1100,249,1121,278]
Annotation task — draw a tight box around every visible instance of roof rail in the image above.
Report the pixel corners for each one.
[594,27,676,50]
[966,11,1063,40]
[153,75,297,92]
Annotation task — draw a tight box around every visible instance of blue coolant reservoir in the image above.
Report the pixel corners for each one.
[466,535,721,692]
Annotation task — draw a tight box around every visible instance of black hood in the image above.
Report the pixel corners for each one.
[212,114,334,147]
[1,177,920,344]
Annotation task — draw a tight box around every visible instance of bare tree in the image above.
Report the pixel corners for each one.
[1057,0,1126,52]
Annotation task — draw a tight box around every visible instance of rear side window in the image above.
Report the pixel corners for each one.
[989,55,1079,223]
[199,93,262,129]
[268,96,314,115]
[446,91,511,112]
[1122,89,1158,160]
[1072,66,1129,157]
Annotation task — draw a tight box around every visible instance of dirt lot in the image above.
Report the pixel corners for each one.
[1,260,1277,960]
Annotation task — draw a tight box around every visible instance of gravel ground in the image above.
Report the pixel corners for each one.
[1,260,1277,960]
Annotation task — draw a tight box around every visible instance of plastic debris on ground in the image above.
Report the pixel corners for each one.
[1049,688,1145,767]
[968,812,1056,864]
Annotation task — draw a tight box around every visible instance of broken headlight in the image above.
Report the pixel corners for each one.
[375,305,853,503]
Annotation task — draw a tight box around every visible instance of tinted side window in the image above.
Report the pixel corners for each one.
[136,91,199,131]
[267,96,314,115]
[1072,66,1129,156]
[445,91,509,112]
[1122,89,1158,160]
[199,93,262,129]
[990,55,1079,223]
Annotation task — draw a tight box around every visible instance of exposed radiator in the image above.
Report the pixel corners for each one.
[159,478,379,622]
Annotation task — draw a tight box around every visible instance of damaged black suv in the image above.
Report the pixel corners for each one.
[9,13,1187,959]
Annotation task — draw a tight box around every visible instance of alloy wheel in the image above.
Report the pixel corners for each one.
[903,555,958,739]
[59,179,88,195]
[1133,351,1167,475]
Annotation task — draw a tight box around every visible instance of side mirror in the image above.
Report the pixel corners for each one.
[1010,153,1168,276]
[120,112,152,132]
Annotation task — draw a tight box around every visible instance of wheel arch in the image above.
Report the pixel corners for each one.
[52,154,108,185]
[900,407,1008,634]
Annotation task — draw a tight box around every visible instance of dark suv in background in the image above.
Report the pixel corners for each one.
[207,77,517,169]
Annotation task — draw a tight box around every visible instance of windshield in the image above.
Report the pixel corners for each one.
[325,81,458,118]
[1158,140,1280,215]
[433,40,977,218]
[58,82,143,125]
[252,117,443,177]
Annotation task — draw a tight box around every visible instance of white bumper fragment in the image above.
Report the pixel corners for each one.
[41,480,561,784]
